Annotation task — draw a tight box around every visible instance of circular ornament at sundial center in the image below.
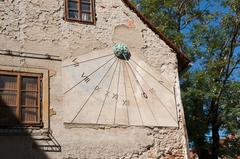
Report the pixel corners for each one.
[113,43,131,60]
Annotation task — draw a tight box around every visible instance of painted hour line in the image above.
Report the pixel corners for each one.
[130,59,173,94]
[114,61,122,124]
[127,61,158,125]
[64,56,116,95]
[128,61,177,123]
[62,53,114,68]
[70,58,118,123]
[127,62,164,127]
[125,62,144,126]
[96,60,120,123]
[126,62,148,99]
[63,51,178,126]
[122,62,130,125]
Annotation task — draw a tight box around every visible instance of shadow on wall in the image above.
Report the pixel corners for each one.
[0,96,60,159]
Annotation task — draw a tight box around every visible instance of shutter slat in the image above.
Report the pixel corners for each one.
[21,77,38,123]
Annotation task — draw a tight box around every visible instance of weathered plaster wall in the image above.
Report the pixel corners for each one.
[0,0,177,82]
[0,0,188,158]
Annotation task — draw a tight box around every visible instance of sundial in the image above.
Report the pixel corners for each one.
[62,44,178,127]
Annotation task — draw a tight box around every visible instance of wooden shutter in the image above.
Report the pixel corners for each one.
[20,76,40,124]
[0,71,42,126]
[0,74,18,124]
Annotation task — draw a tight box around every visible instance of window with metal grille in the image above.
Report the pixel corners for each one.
[0,71,42,126]
[65,0,95,24]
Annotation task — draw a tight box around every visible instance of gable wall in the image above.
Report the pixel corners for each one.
[0,0,188,158]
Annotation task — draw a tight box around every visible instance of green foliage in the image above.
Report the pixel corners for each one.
[136,0,208,49]
[133,0,240,158]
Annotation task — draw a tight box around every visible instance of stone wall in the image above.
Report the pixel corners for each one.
[0,0,188,158]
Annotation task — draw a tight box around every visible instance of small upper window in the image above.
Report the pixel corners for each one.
[65,0,95,24]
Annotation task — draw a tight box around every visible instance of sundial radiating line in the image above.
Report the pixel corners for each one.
[125,62,144,126]
[62,54,113,68]
[123,62,130,125]
[128,61,178,123]
[64,56,115,95]
[70,58,118,123]
[126,62,145,94]
[96,60,120,124]
[130,59,173,94]
[114,61,121,125]
[127,62,158,125]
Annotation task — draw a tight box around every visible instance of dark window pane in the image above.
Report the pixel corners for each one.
[68,1,78,10]
[0,90,17,106]
[21,92,38,107]
[82,13,92,21]
[0,75,17,90]
[69,11,79,19]
[0,106,18,124]
[81,3,91,12]
[22,77,38,91]
[21,107,38,123]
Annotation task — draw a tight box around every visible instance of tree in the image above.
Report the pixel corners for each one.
[133,0,240,158]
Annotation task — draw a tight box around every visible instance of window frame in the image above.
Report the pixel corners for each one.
[0,71,43,127]
[64,0,96,25]
[0,67,49,129]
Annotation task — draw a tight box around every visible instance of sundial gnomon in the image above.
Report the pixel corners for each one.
[63,44,178,127]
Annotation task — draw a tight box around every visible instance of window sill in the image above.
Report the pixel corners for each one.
[64,17,96,25]
[0,126,48,136]
[0,122,43,128]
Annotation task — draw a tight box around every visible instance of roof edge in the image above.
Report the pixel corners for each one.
[121,0,191,72]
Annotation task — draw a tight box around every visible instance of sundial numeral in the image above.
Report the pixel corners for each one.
[123,100,129,106]
[136,79,140,83]
[149,88,155,94]
[73,63,79,67]
[84,77,90,83]
[95,86,101,91]
[81,73,90,83]
[72,58,79,67]
[112,93,118,100]
[105,91,110,97]
[20,58,25,64]
[158,80,163,83]
[142,92,148,99]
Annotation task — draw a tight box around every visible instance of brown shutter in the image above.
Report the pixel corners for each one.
[20,76,39,123]
[0,71,42,126]
[0,74,18,124]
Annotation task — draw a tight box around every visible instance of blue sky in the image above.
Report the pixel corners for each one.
[181,0,240,81]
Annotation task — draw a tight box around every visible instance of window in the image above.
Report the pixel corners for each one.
[65,0,95,24]
[0,71,42,126]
